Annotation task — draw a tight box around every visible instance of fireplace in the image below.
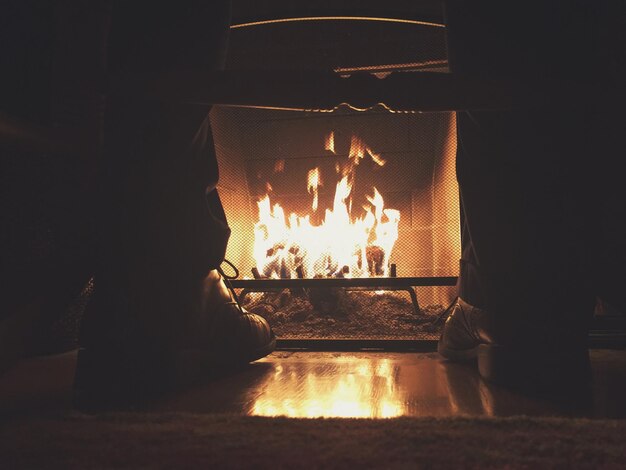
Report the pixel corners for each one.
[209,12,460,343]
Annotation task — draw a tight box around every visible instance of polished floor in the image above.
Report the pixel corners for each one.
[3,348,625,418]
[154,350,626,419]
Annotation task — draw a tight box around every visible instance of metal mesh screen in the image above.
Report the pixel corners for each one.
[213,106,459,340]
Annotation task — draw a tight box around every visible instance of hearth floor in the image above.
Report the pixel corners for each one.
[2,349,626,418]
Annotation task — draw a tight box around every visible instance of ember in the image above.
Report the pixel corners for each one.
[253,133,400,279]
[243,289,445,340]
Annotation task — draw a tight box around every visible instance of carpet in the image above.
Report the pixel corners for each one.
[1,413,625,469]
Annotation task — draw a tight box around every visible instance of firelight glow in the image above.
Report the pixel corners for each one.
[307,167,321,211]
[251,357,405,418]
[253,133,399,279]
[324,131,335,154]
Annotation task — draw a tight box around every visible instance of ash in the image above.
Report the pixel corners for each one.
[241,288,445,340]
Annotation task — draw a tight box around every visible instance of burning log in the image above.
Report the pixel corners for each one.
[265,243,284,258]
[260,241,311,279]
[280,263,290,279]
[366,245,386,276]
[355,245,386,276]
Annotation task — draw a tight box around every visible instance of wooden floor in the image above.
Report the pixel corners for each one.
[2,348,626,418]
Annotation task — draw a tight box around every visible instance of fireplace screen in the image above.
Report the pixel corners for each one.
[211,105,459,340]
[209,14,459,341]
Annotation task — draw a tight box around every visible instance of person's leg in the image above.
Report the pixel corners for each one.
[75,1,274,408]
[439,1,597,382]
[455,106,595,341]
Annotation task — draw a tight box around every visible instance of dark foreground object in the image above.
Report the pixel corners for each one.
[74,270,275,411]
[438,298,592,390]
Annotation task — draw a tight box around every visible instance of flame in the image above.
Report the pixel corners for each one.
[307,167,321,211]
[325,131,335,154]
[367,148,386,166]
[254,135,399,278]
[349,135,365,163]
[341,135,386,175]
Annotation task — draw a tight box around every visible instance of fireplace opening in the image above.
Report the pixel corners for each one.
[210,14,460,341]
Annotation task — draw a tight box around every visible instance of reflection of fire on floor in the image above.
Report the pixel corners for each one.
[251,356,406,418]
[242,288,444,339]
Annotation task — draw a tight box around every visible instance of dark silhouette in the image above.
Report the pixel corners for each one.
[73,1,275,408]
[439,1,626,385]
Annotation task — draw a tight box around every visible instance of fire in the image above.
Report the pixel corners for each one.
[307,168,321,211]
[253,134,399,278]
[367,148,386,167]
[325,131,335,154]
[347,135,386,168]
